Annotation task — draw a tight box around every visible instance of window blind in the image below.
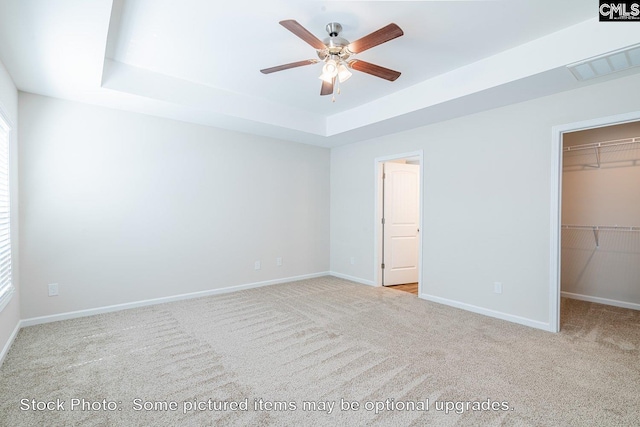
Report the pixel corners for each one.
[0,114,13,312]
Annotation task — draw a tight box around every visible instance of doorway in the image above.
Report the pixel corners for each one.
[375,151,423,296]
[560,122,640,323]
[551,111,640,332]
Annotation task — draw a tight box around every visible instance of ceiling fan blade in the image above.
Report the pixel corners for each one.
[347,23,403,54]
[260,59,318,74]
[348,60,401,81]
[280,20,327,50]
[320,77,334,96]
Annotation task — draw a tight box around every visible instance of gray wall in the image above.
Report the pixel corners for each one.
[330,72,640,329]
[9,65,640,340]
[19,93,330,319]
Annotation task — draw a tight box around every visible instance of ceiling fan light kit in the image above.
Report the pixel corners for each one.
[321,58,339,79]
[260,19,403,101]
[337,64,352,82]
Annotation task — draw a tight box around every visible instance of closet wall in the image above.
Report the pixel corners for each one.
[561,121,640,309]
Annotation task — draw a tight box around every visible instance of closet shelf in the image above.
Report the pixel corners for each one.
[561,224,640,248]
[563,136,640,169]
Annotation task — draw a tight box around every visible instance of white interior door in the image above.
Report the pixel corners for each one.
[383,162,420,286]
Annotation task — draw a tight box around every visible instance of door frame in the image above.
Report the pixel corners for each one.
[374,150,424,295]
[549,110,640,333]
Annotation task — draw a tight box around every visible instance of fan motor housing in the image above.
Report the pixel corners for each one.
[317,22,351,60]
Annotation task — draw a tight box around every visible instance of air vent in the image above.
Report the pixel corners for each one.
[567,44,640,81]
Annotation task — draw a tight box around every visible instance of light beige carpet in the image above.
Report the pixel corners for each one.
[1,276,639,426]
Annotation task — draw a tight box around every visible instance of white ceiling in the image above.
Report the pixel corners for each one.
[1,0,640,147]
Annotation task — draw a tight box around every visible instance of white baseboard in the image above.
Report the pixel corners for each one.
[21,272,331,327]
[420,293,552,332]
[329,272,376,287]
[561,291,640,311]
[0,319,22,367]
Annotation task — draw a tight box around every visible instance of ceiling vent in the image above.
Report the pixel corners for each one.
[567,44,640,81]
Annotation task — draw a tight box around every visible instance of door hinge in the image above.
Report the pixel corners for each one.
[382,218,385,225]
[382,172,386,179]
[381,263,385,269]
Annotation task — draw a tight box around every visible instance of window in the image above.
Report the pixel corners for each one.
[0,111,13,312]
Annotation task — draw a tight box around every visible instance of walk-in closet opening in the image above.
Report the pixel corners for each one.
[560,120,640,328]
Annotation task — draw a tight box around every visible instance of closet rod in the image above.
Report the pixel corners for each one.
[563,136,640,153]
[561,224,640,248]
[561,225,640,231]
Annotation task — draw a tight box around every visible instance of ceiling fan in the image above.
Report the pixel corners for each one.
[260,20,404,100]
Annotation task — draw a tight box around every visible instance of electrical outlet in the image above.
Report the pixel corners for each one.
[494,282,503,294]
[254,261,261,270]
[48,283,59,297]
[276,257,282,266]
